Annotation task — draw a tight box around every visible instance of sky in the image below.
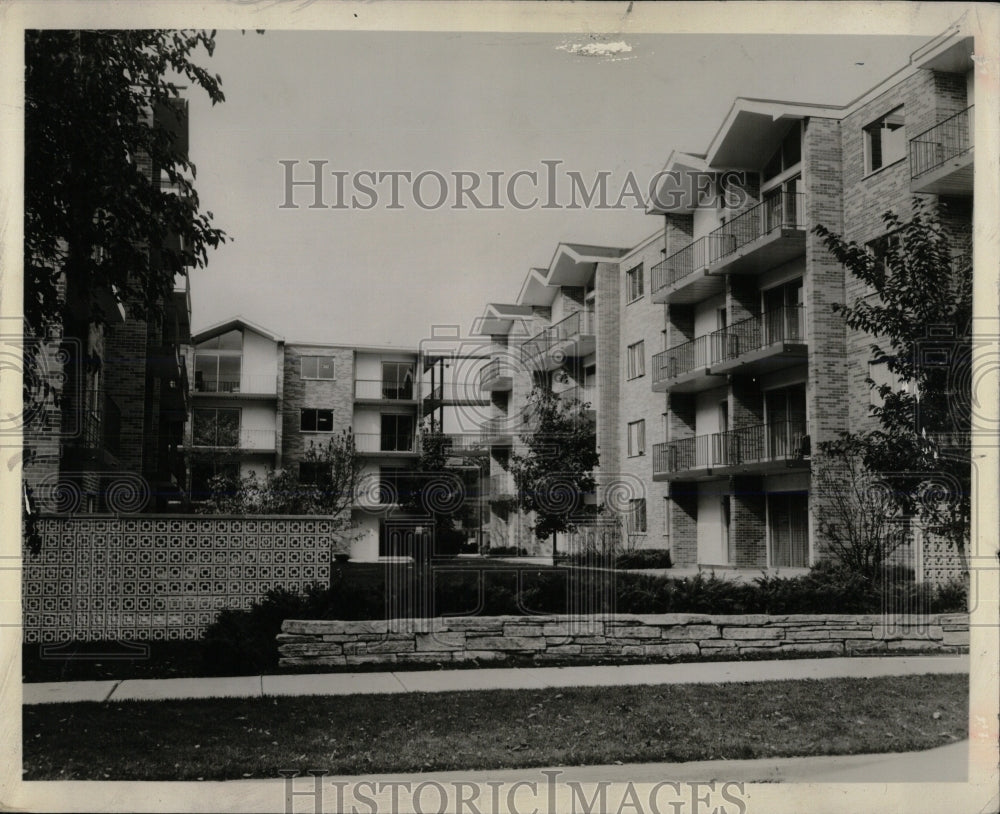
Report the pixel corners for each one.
[185,30,929,347]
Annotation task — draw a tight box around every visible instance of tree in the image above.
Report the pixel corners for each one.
[813,198,972,573]
[812,435,911,581]
[199,430,362,527]
[401,425,488,555]
[508,385,600,555]
[23,29,228,435]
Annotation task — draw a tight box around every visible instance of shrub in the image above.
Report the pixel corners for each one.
[615,549,673,570]
[487,545,529,557]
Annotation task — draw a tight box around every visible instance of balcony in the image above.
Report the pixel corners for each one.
[189,427,277,452]
[652,335,726,393]
[521,311,595,371]
[706,191,806,276]
[652,420,809,481]
[480,416,515,447]
[650,236,725,304]
[442,433,488,456]
[909,106,973,195]
[353,433,419,456]
[478,358,514,392]
[193,373,277,397]
[709,306,807,376]
[354,379,416,402]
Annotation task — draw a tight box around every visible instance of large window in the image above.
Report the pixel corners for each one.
[625,264,644,303]
[193,408,240,447]
[381,413,415,451]
[627,419,645,457]
[382,362,415,400]
[299,461,331,485]
[627,498,647,534]
[763,122,802,182]
[301,356,335,380]
[300,408,334,432]
[194,331,242,393]
[864,107,906,174]
[627,341,645,379]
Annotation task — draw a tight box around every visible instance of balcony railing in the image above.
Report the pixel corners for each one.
[909,106,973,180]
[194,373,277,395]
[653,419,808,476]
[521,310,594,363]
[710,305,805,364]
[190,427,276,450]
[651,236,709,294]
[714,420,807,467]
[354,379,415,400]
[652,335,713,383]
[478,358,510,390]
[652,435,713,475]
[77,391,122,456]
[708,191,805,265]
[353,433,417,454]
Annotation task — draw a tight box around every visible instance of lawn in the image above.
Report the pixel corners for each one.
[22,673,967,780]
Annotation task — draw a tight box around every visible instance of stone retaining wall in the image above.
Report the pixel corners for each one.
[278,613,969,668]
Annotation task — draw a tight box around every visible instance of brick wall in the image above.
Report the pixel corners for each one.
[279,612,969,668]
[281,345,355,473]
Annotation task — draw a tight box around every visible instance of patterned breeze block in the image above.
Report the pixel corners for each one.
[22,515,335,642]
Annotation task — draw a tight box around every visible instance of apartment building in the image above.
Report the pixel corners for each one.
[473,29,974,578]
[188,316,429,560]
[474,244,631,553]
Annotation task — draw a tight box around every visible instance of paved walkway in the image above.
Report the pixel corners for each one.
[22,653,968,705]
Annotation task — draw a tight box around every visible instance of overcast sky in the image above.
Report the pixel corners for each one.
[186,30,927,347]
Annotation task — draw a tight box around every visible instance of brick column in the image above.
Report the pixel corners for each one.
[668,482,698,566]
[731,475,766,567]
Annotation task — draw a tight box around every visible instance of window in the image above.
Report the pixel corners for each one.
[868,359,912,408]
[300,408,334,432]
[194,332,242,393]
[381,413,415,451]
[627,341,645,379]
[627,419,645,457]
[762,122,802,182]
[627,498,647,534]
[299,461,331,485]
[301,356,335,380]
[626,264,644,303]
[382,362,415,399]
[379,467,410,504]
[192,408,240,447]
[864,107,906,174]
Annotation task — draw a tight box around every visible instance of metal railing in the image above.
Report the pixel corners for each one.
[708,191,805,264]
[521,310,594,362]
[653,419,808,474]
[710,305,805,364]
[190,426,276,450]
[353,432,417,453]
[354,379,415,400]
[194,373,277,395]
[652,335,713,383]
[477,358,509,389]
[651,236,709,294]
[714,419,808,467]
[909,106,973,180]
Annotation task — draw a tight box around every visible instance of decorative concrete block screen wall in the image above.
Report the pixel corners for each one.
[279,613,969,668]
[23,515,335,642]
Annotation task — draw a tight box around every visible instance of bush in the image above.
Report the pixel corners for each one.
[202,584,330,675]
[615,549,673,570]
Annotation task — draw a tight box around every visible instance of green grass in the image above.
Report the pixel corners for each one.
[22,674,967,780]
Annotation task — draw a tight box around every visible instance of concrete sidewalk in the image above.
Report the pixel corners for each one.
[22,654,968,705]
